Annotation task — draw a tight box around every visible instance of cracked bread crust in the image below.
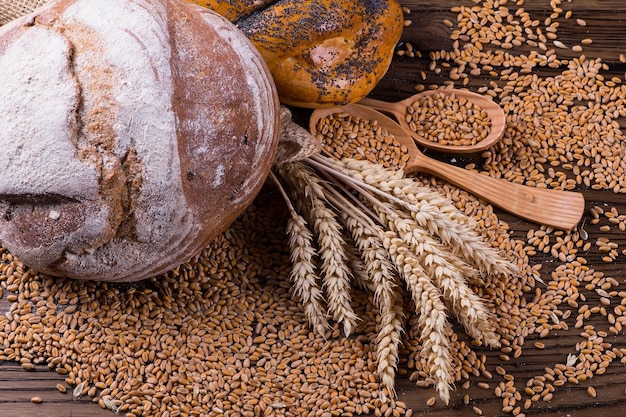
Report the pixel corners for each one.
[0,0,279,281]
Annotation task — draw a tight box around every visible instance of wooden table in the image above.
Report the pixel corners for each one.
[3,0,626,416]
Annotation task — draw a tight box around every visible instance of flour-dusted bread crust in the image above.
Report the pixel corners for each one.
[0,0,279,281]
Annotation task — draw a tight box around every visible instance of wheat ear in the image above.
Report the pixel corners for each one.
[384,232,454,404]
[285,215,330,336]
[314,155,501,344]
[340,210,405,393]
[277,162,359,336]
[270,172,329,335]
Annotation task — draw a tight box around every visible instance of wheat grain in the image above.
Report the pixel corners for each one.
[405,92,492,147]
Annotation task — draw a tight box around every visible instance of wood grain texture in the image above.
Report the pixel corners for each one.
[408,154,586,230]
[4,0,626,416]
[0,361,111,415]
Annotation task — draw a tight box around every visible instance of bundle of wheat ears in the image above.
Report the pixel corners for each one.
[273,109,519,404]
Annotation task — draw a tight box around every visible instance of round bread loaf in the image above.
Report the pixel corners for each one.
[0,0,280,281]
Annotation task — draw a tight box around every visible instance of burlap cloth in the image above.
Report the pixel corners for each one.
[0,0,46,25]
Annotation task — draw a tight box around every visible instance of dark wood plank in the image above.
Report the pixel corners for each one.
[0,363,111,415]
[401,9,626,61]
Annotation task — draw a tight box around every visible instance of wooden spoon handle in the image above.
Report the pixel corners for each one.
[408,156,585,230]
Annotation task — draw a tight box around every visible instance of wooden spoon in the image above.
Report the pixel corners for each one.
[309,103,585,230]
[359,89,506,153]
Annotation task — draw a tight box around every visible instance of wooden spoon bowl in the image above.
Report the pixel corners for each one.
[359,89,506,153]
[309,103,585,230]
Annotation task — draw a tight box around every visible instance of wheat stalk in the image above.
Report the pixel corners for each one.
[285,215,330,336]
[375,291,405,394]
[300,154,512,394]
[339,209,405,393]
[273,119,522,403]
[354,269,405,394]
[312,171,407,392]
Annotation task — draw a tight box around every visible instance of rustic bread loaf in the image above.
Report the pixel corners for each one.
[0,0,280,281]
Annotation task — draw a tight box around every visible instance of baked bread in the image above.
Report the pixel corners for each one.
[187,0,404,108]
[0,0,280,281]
